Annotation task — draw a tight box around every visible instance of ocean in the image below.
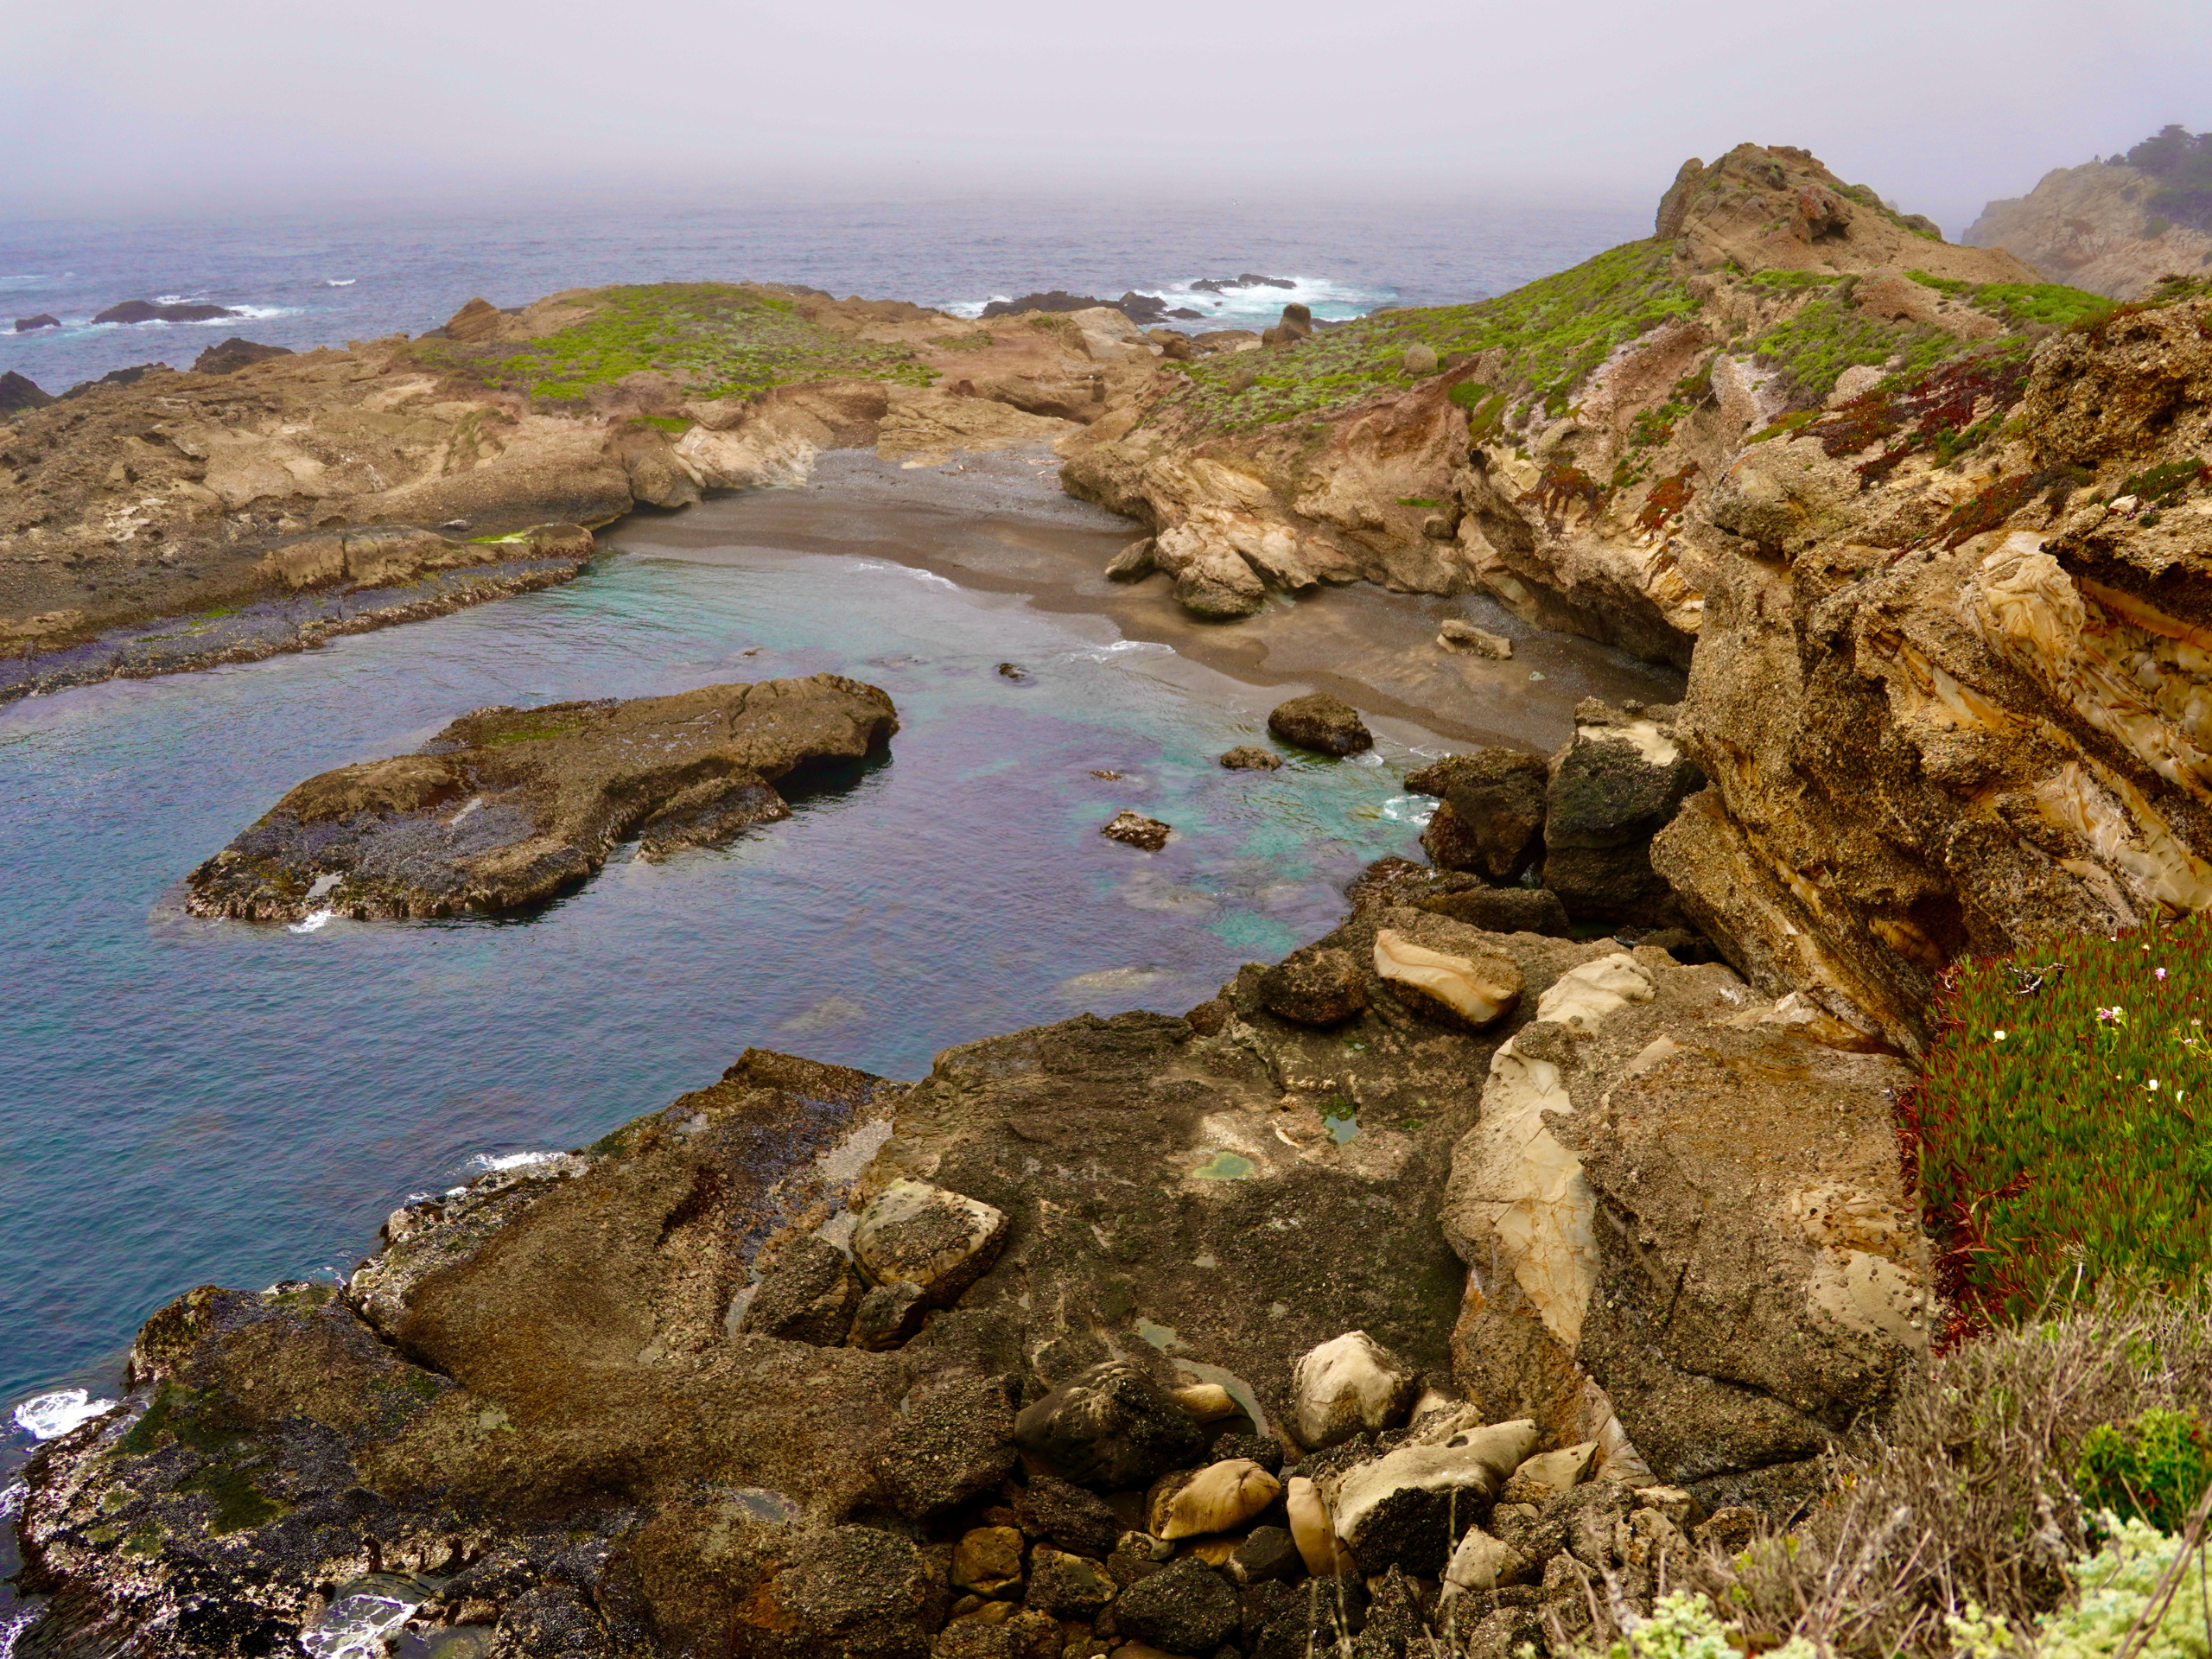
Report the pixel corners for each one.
[0,193,1644,392]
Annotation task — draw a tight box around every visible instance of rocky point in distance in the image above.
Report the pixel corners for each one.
[9,137,2212,1658]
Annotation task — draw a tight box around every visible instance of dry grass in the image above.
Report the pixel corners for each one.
[1681,1281,2212,1657]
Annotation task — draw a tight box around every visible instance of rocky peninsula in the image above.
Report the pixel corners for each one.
[10,137,2212,1659]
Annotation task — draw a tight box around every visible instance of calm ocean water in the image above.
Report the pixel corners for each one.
[0,196,1653,1544]
[0,194,1644,392]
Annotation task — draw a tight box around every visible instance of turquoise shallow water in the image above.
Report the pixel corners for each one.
[0,531,1463,1415]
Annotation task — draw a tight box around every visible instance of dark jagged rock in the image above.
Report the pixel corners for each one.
[62,362,164,397]
[92,298,239,324]
[1014,1474,1122,1558]
[1013,1361,1205,1491]
[0,369,51,415]
[191,336,295,375]
[1267,692,1371,756]
[185,674,898,921]
[738,1233,864,1345]
[1541,700,1701,924]
[1408,749,1549,882]
[1109,1555,1241,1652]
[978,289,1167,325]
[12,313,59,332]
[874,1374,1019,1520]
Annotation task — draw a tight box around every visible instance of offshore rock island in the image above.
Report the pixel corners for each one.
[10,139,2212,1659]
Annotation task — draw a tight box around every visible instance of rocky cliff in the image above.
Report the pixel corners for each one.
[1065,143,2212,1050]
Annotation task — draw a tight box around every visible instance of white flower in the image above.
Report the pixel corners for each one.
[1994,1030,2008,1041]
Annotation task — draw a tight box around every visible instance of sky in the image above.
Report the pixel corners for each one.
[3,0,2209,236]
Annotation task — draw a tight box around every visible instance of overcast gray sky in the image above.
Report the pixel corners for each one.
[4,0,2208,233]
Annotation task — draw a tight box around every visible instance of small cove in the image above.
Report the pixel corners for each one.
[0,454,1681,1427]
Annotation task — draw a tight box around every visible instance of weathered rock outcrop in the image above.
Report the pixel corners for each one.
[1654,296,2212,1046]
[185,674,898,920]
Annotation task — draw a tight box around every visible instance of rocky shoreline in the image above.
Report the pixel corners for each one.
[16,847,1924,1658]
[10,137,2212,1659]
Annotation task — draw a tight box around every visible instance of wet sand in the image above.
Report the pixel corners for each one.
[611,446,1686,756]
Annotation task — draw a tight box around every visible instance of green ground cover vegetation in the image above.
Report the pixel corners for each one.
[419,283,936,406]
[1147,240,1694,434]
[1904,918,2212,1332]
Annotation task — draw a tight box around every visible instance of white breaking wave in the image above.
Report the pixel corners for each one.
[325,278,356,287]
[301,1582,425,1659]
[1376,794,1436,825]
[945,273,1397,329]
[468,1149,563,1173]
[12,1387,118,1440]
[288,908,334,934]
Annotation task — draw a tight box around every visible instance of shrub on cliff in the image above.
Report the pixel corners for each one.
[1901,918,2212,1333]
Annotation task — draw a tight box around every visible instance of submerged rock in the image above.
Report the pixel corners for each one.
[1267,692,1372,756]
[1219,744,1283,770]
[184,673,897,921]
